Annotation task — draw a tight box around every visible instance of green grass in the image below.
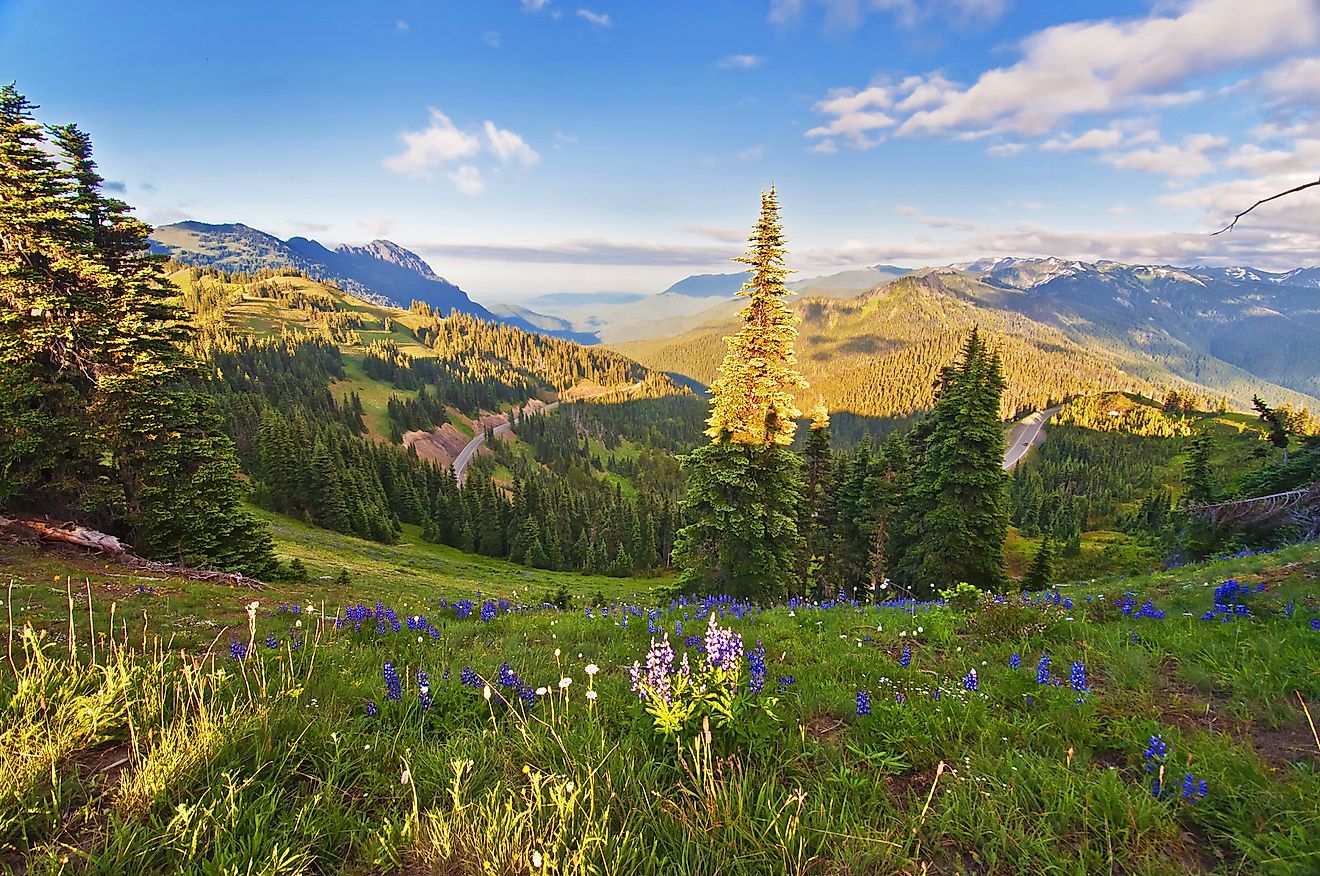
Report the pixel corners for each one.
[0,508,668,651]
[3,537,1318,874]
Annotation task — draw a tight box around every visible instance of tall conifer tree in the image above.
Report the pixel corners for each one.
[673,188,807,599]
[0,86,274,575]
[892,329,1009,595]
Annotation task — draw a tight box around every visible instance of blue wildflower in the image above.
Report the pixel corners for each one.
[963,669,978,692]
[1069,661,1088,702]
[899,645,912,668]
[748,641,767,694]
[264,634,278,649]
[229,641,247,661]
[459,666,480,689]
[418,669,432,710]
[1036,654,1051,685]
[1009,653,1021,669]
[383,661,402,702]
[365,700,378,717]
[856,690,871,716]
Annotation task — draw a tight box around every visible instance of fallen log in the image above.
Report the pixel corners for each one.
[0,512,265,589]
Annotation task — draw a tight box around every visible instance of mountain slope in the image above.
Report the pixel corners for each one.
[613,262,1320,420]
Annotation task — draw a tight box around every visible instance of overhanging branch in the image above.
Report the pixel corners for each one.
[1213,176,1320,235]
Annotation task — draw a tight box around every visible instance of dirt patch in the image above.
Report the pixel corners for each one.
[1246,721,1318,771]
[72,741,134,788]
[887,767,938,802]
[802,712,848,745]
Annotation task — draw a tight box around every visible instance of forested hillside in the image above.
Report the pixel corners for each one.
[172,262,695,575]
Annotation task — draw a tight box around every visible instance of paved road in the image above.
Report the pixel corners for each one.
[452,383,640,485]
[1002,406,1059,470]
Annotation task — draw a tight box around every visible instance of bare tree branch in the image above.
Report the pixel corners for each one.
[1212,175,1320,235]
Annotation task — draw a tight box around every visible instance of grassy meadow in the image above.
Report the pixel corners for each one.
[2,530,1318,874]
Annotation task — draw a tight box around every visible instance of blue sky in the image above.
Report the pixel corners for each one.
[4,0,1318,300]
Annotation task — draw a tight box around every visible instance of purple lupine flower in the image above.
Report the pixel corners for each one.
[899,645,912,668]
[629,635,676,704]
[703,614,743,672]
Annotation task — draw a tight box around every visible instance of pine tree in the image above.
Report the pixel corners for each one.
[672,188,807,599]
[1023,537,1055,590]
[892,329,1010,595]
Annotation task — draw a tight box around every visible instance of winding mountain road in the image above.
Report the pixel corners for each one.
[1003,407,1059,470]
[452,383,641,485]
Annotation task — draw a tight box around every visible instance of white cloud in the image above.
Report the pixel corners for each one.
[810,139,839,154]
[986,142,1026,157]
[806,84,895,149]
[576,8,611,27]
[1101,133,1228,178]
[717,54,764,69]
[890,0,1319,137]
[385,110,539,193]
[521,0,551,11]
[384,109,481,178]
[1042,127,1125,152]
[483,31,501,48]
[894,74,958,112]
[483,121,541,166]
[448,165,485,197]
[1260,56,1320,100]
[738,145,766,160]
[395,20,409,31]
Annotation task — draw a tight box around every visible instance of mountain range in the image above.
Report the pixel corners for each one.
[612,256,1320,418]
[148,221,585,339]
[150,221,1320,415]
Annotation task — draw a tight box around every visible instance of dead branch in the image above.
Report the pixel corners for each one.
[1213,176,1320,235]
[0,512,266,589]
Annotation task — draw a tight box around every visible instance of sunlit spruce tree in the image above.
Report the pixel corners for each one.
[892,328,1009,595]
[0,86,274,575]
[672,187,807,599]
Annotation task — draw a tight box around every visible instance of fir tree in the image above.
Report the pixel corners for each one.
[1023,537,1055,590]
[673,188,807,599]
[892,329,1009,595]
[799,406,835,597]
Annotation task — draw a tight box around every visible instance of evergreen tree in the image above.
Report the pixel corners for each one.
[0,87,274,575]
[1183,430,1217,505]
[1252,394,1290,461]
[892,329,1009,595]
[673,188,807,599]
[799,406,835,597]
[1023,537,1055,590]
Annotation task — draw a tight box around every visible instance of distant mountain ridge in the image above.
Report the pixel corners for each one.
[149,221,582,340]
[613,255,1320,418]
